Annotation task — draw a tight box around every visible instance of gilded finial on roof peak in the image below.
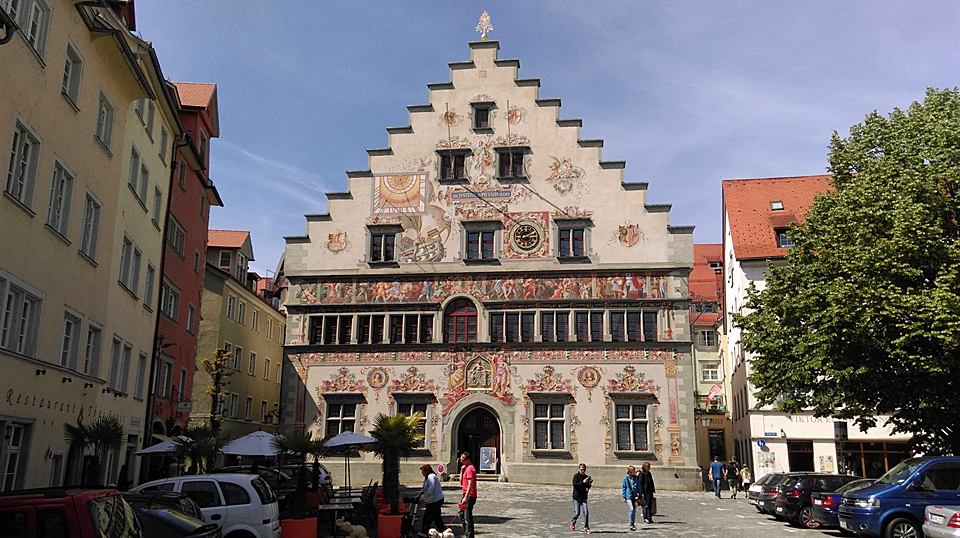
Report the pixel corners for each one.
[476,11,493,41]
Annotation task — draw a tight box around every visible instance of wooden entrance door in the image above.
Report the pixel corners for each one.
[457,407,500,474]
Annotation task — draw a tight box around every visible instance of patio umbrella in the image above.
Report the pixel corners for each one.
[323,431,375,489]
[135,435,191,455]
[222,431,280,457]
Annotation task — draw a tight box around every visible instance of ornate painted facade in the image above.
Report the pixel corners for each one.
[281,38,700,489]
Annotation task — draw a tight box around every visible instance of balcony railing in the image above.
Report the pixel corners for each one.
[695,394,727,414]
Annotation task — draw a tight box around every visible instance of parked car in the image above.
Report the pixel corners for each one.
[756,473,792,515]
[811,478,875,529]
[923,505,960,538]
[123,491,205,521]
[279,463,332,489]
[0,487,140,538]
[747,472,778,506]
[131,473,280,538]
[775,473,863,528]
[134,507,221,538]
[211,467,297,499]
[838,456,960,538]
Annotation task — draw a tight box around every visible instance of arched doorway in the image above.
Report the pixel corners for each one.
[457,407,500,475]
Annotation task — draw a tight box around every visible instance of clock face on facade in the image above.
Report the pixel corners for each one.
[511,222,543,252]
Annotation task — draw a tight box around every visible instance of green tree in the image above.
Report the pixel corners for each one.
[271,432,325,519]
[200,348,234,433]
[369,412,423,515]
[734,87,960,455]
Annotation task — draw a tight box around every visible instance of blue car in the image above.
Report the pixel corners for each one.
[838,456,960,538]
[810,478,875,529]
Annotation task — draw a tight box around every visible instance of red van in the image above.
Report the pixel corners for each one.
[0,487,141,538]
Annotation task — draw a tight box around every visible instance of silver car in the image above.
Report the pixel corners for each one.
[924,505,960,538]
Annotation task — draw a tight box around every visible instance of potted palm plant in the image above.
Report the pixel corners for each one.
[370,412,423,538]
[272,432,324,537]
[172,425,227,474]
[63,415,124,485]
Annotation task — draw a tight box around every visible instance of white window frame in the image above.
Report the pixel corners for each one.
[118,236,133,289]
[107,337,122,390]
[6,119,41,208]
[396,400,428,449]
[144,264,156,310]
[186,304,195,334]
[226,295,236,320]
[46,161,75,238]
[247,352,256,376]
[79,192,101,261]
[276,363,281,385]
[95,92,115,150]
[263,358,270,380]
[6,0,50,58]
[251,309,259,332]
[245,397,253,420]
[229,393,239,419]
[82,322,102,376]
[701,361,721,382]
[237,301,246,326]
[133,352,147,399]
[166,218,185,255]
[151,186,162,227]
[159,280,180,321]
[322,399,358,437]
[59,310,81,369]
[233,345,243,371]
[0,274,42,357]
[613,400,650,453]
[61,42,83,106]
[697,329,718,348]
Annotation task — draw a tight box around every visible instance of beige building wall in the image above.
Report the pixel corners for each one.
[283,40,700,490]
[191,264,285,440]
[0,1,174,488]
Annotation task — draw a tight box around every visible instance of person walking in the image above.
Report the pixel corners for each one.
[740,466,752,493]
[727,457,741,499]
[638,462,656,524]
[459,452,478,538]
[418,464,445,535]
[710,456,725,499]
[571,463,593,534]
[621,465,643,531]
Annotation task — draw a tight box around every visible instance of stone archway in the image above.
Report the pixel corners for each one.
[455,405,501,475]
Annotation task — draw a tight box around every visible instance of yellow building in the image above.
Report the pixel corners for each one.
[191,231,285,439]
[0,0,181,489]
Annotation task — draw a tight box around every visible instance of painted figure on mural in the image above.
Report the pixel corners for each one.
[419,280,433,301]
[492,358,509,398]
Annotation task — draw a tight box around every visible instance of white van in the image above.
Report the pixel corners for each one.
[132,473,281,538]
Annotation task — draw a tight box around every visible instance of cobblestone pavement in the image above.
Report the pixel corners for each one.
[396,482,849,538]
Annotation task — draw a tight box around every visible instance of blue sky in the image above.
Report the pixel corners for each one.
[135,2,960,276]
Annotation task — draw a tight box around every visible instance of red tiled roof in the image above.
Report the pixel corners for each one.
[690,244,722,325]
[207,230,249,248]
[172,82,216,108]
[722,175,831,260]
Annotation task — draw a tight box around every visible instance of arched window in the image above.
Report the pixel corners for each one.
[444,298,477,342]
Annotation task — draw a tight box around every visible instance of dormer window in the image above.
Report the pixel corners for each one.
[367,224,401,265]
[497,147,527,180]
[775,228,795,248]
[770,200,784,211]
[438,148,471,182]
[470,101,495,132]
[219,250,231,272]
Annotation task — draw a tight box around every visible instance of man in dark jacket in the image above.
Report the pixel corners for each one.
[571,463,593,533]
[638,462,656,524]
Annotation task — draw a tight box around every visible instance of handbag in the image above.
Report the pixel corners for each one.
[651,497,658,515]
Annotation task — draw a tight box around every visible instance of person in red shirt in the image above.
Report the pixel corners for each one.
[459,451,478,538]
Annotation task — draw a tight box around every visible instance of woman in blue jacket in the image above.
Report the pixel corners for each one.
[621,465,643,531]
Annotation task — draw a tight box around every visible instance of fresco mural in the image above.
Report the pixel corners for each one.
[296,273,672,305]
[507,105,526,125]
[439,110,463,127]
[361,366,391,401]
[615,223,643,247]
[545,157,589,198]
[524,365,572,392]
[441,354,515,415]
[503,211,549,259]
[389,366,435,392]
[326,231,348,253]
[373,173,427,215]
[316,367,366,395]
[573,365,604,401]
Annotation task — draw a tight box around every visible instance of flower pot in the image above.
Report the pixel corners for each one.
[280,517,316,538]
[377,513,405,538]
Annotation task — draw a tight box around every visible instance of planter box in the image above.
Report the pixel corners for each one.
[280,517,316,538]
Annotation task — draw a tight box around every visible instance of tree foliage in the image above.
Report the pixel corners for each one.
[734,88,960,455]
[63,415,125,484]
[172,425,228,474]
[369,412,424,515]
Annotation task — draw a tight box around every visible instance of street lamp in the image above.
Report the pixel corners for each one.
[700,415,712,428]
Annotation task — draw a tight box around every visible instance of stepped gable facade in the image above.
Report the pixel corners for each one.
[281,40,699,488]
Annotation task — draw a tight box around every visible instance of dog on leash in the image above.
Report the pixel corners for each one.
[334,517,368,538]
[427,528,455,538]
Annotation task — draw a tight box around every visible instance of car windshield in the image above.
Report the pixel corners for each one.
[86,494,141,538]
[877,457,924,485]
[837,479,875,494]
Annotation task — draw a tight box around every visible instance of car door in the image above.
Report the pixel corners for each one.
[218,479,259,529]
[178,479,228,527]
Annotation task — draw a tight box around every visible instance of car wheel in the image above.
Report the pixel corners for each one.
[798,506,820,529]
[884,517,921,538]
